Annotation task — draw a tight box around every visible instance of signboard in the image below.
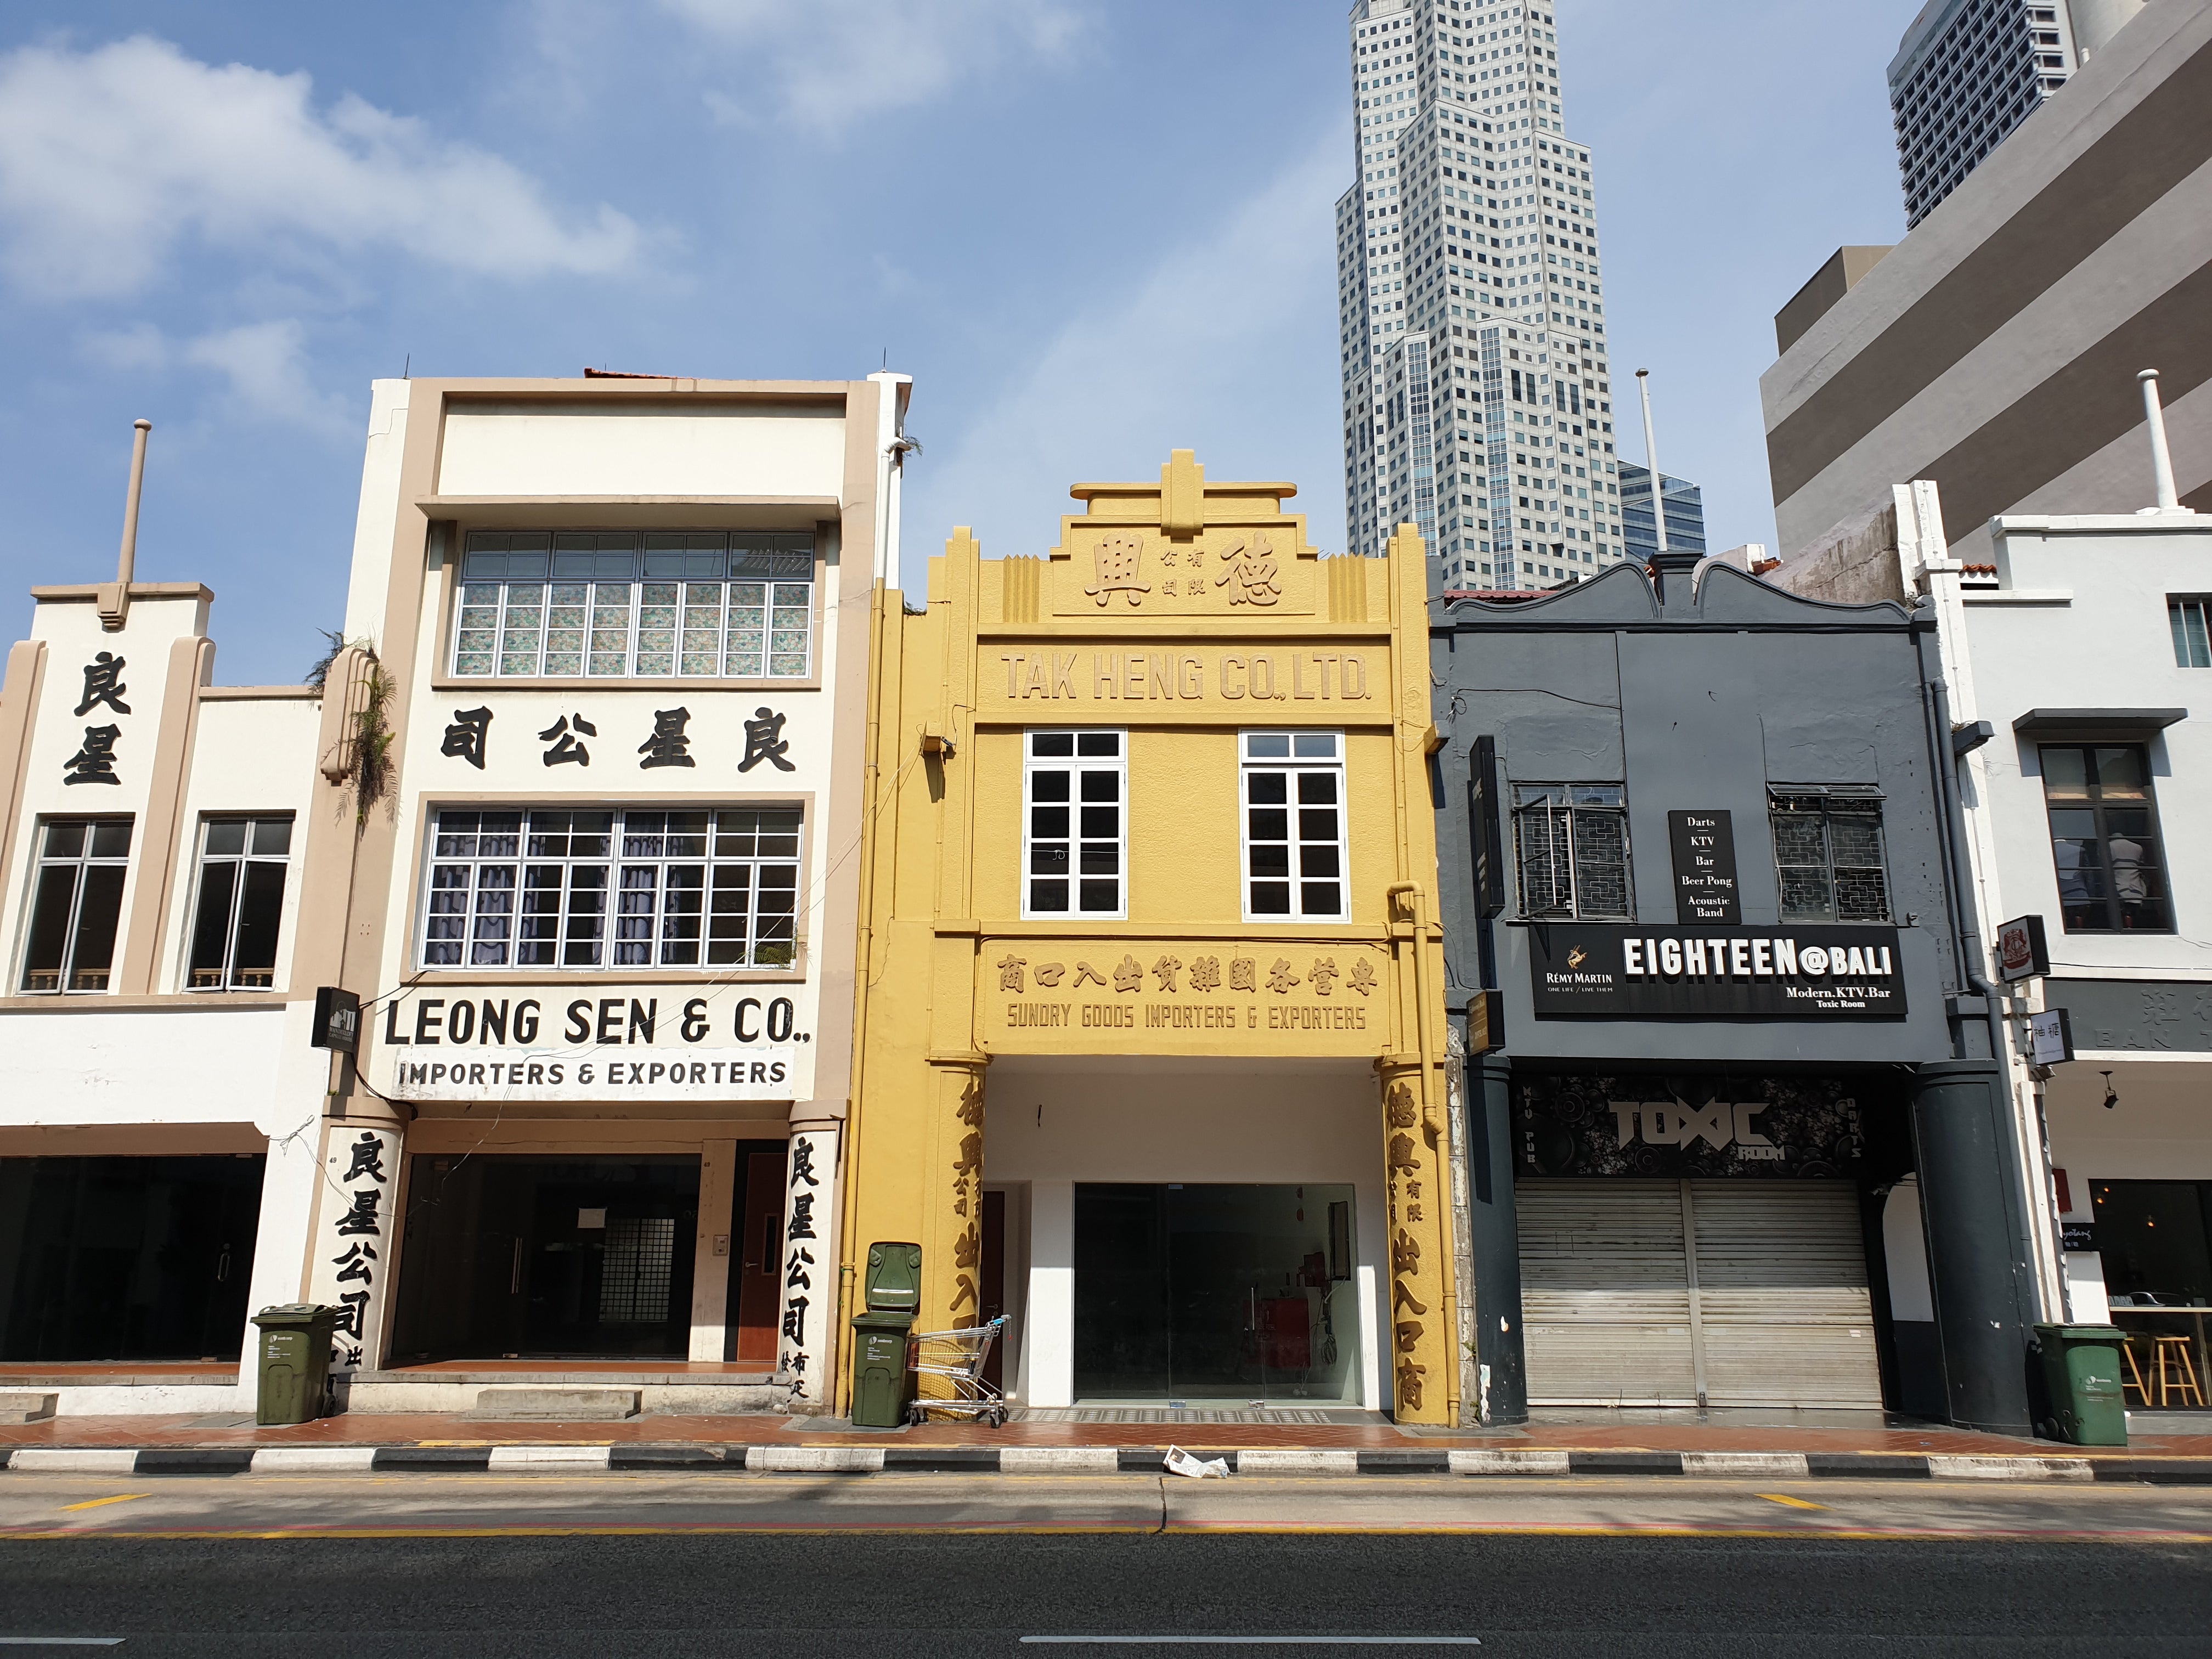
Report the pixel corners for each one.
[1470,738,1506,919]
[2061,1223,2096,1252]
[1515,1074,1869,1179]
[311,986,361,1053]
[374,988,808,1102]
[2027,1007,2074,1068]
[1527,924,1908,1020]
[1996,914,2050,983]
[1667,810,1741,925]
[1466,990,1504,1055]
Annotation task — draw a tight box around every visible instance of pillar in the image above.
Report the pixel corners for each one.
[1909,1059,2039,1434]
[300,1095,408,1383]
[775,1120,844,1409]
[1467,1052,1527,1425]
[1376,1057,1457,1424]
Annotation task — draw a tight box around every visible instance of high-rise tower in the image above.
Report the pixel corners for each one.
[1336,0,1627,591]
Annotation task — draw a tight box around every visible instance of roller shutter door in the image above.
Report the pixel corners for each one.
[1517,1179,1883,1409]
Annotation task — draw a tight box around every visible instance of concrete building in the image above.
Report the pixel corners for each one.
[0,431,337,1416]
[1432,547,2046,1434]
[0,373,911,1418]
[1765,0,2209,567]
[842,452,1462,1421]
[1336,0,1628,589]
[1891,0,2148,227]
[1769,441,2212,1420]
[1620,464,1708,564]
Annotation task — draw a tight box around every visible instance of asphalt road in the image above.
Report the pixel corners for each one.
[0,1473,2207,1656]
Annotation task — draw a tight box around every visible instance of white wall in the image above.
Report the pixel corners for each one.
[984,1057,1387,1412]
[435,405,847,500]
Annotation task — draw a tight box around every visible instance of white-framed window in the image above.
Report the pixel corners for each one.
[186,815,293,990]
[20,817,133,994]
[1023,730,1125,919]
[420,806,802,969]
[451,531,815,681]
[1240,732,1347,920]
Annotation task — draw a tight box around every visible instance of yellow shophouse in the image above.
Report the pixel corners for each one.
[840,453,1458,1423]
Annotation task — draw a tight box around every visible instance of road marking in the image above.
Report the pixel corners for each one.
[0,1640,126,1647]
[1023,1641,1480,1647]
[57,1496,146,1514]
[1758,1494,1826,1511]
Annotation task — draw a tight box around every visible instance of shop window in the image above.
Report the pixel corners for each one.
[1024,730,1124,918]
[2040,745,2171,933]
[451,531,815,681]
[420,806,801,969]
[1240,732,1347,919]
[185,816,292,990]
[19,817,132,994]
[1513,785,1629,918]
[1771,790,1889,922]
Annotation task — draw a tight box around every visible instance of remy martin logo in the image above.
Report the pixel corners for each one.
[1566,946,1589,970]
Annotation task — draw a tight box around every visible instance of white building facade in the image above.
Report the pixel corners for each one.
[1336,0,1629,590]
[0,373,909,1417]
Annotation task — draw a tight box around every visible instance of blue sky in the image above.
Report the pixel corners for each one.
[0,0,1908,685]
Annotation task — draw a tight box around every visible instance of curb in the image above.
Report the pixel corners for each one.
[2,1444,2206,1483]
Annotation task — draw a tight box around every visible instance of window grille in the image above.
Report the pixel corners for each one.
[1513,785,1630,918]
[1770,791,1890,922]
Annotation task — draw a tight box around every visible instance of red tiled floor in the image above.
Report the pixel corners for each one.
[2,1410,2205,1457]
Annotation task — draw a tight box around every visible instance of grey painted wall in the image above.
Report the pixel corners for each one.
[1431,560,1970,1068]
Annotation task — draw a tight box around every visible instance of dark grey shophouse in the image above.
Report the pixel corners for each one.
[1433,549,2040,1434]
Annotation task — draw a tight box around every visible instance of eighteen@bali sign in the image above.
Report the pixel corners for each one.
[1527,924,1908,1020]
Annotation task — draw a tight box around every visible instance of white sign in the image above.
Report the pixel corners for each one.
[386,1047,798,1101]
[2027,1008,2073,1068]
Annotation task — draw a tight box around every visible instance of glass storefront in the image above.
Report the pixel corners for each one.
[388,1155,702,1363]
[0,1155,265,1362]
[1073,1182,1359,1404]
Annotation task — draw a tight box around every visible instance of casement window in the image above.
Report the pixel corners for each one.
[186,816,292,990]
[452,531,815,681]
[2041,745,2172,933]
[20,819,132,993]
[421,807,801,969]
[1771,790,1890,922]
[1513,785,1630,918]
[1240,732,1347,919]
[1024,731,1125,918]
[2169,597,2212,668]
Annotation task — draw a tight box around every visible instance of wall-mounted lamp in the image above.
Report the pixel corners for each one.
[2101,1070,2119,1111]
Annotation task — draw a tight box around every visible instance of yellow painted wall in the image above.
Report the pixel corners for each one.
[839,453,1458,1423]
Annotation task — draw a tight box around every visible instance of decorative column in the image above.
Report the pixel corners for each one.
[1376,1056,1456,1424]
[300,1096,408,1382]
[1909,1059,2038,1434]
[1466,1051,1527,1425]
[776,1119,842,1410]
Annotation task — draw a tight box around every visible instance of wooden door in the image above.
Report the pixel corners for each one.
[732,1152,784,1365]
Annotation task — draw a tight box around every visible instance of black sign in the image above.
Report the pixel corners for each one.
[1528,923,1908,1020]
[1668,810,1741,925]
[1515,1073,1869,1179]
[312,987,362,1054]
[2061,1224,2096,1252]
[1466,990,1504,1054]
[1469,737,1505,919]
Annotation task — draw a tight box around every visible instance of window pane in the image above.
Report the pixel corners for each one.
[2092,747,2148,794]
[1293,733,1338,759]
[1076,732,1120,757]
[204,820,246,857]
[1031,732,1075,757]
[187,860,238,988]
[67,864,127,991]
[88,821,133,859]
[2040,746,2089,798]
[41,822,86,860]
[22,865,78,991]
[1248,733,1291,758]
[230,861,286,986]
[251,818,293,856]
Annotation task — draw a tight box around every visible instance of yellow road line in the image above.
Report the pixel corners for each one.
[58,1494,149,1513]
[1759,1493,1827,1510]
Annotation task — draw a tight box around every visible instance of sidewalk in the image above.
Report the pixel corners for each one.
[3,1405,2209,1469]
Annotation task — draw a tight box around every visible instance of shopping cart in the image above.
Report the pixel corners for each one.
[906,1316,1009,1426]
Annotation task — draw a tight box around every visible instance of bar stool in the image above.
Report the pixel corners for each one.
[2119,1338,2153,1407]
[2152,1336,2205,1408]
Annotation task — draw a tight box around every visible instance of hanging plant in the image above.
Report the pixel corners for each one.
[307,629,394,823]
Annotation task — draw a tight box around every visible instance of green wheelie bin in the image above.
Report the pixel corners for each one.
[848,1242,923,1428]
[2032,1323,2128,1447]
[252,1304,338,1426]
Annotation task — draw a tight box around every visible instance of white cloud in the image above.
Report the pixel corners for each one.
[902,125,1348,575]
[82,317,353,437]
[0,35,642,300]
[657,0,1087,134]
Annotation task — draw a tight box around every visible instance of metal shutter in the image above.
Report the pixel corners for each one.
[1515,1179,1883,1410]
[1689,1181,1883,1409]
[1517,1181,1697,1406]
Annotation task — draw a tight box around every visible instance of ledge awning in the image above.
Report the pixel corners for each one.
[2011,707,2187,734]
